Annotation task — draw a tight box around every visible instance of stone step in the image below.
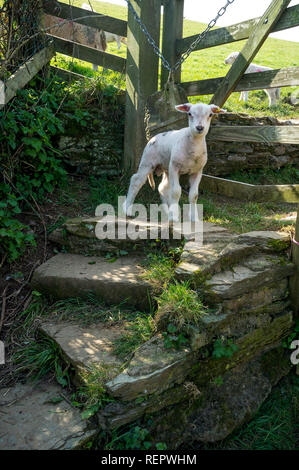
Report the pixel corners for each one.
[99,345,292,439]
[205,254,294,304]
[175,230,291,285]
[49,216,181,255]
[39,321,124,385]
[31,253,152,310]
[49,216,233,256]
[0,382,97,450]
[104,310,293,403]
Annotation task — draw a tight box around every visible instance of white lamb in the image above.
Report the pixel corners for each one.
[123,102,226,223]
[225,52,281,107]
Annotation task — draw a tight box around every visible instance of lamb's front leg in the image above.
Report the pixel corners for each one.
[168,164,181,223]
[188,171,203,222]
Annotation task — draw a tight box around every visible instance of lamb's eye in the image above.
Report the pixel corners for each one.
[209,113,213,118]
[188,113,192,117]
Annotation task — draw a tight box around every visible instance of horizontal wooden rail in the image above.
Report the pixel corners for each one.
[42,0,127,36]
[181,66,299,96]
[177,4,299,54]
[200,174,299,203]
[207,125,299,144]
[0,44,54,109]
[50,35,126,73]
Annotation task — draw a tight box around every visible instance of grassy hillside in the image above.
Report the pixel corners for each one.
[55,0,299,117]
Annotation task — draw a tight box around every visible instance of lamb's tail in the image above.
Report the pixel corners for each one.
[148,172,155,190]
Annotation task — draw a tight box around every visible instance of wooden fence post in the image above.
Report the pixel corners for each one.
[160,0,184,88]
[123,0,161,172]
[290,204,299,316]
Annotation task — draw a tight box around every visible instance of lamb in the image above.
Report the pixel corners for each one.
[123,102,226,223]
[82,3,126,71]
[224,51,281,107]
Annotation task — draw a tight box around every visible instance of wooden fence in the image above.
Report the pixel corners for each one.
[121,0,299,170]
[40,1,299,167]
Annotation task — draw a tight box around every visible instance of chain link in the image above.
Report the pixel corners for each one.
[125,0,236,73]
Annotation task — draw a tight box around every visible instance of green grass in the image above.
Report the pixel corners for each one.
[141,253,175,290]
[155,281,207,331]
[57,0,299,119]
[197,193,296,233]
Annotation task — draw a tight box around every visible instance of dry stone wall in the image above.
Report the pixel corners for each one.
[206,113,299,176]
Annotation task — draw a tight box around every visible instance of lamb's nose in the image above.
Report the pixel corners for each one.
[196,126,204,133]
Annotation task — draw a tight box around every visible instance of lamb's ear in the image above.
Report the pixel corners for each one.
[210,104,226,114]
[175,103,191,113]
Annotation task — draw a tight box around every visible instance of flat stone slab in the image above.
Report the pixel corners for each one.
[206,254,294,302]
[0,382,96,450]
[105,335,193,401]
[31,253,152,310]
[175,230,291,284]
[40,321,123,381]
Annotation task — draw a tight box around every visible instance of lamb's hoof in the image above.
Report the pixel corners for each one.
[123,201,133,218]
[126,207,134,218]
[168,216,180,225]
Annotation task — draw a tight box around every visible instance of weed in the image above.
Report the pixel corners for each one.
[73,363,117,419]
[212,337,238,359]
[105,425,152,450]
[212,376,224,387]
[162,323,189,350]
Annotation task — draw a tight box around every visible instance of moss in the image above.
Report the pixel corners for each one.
[267,239,290,253]
[193,270,211,289]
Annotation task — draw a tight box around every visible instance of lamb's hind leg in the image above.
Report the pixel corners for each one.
[123,164,152,216]
[168,164,181,223]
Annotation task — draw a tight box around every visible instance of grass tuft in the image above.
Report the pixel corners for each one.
[13,333,69,386]
[155,281,207,331]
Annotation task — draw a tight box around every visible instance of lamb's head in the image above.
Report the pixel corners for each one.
[175,102,226,137]
[224,51,239,65]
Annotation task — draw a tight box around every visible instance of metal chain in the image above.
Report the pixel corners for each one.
[125,0,236,73]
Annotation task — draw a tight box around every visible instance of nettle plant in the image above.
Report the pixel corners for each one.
[0,76,92,261]
[0,86,67,260]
